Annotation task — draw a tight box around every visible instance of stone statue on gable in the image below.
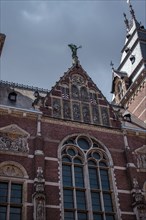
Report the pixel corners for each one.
[68,44,82,66]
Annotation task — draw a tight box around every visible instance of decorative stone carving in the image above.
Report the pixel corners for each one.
[33,167,46,220]
[132,178,146,220]
[32,91,45,109]
[134,145,146,170]
[0,134,28,153]
[71,74,85,86]
[52,98,61,118]
[0,165,23,177]
[0,124,29,136]
[0,124,29,153]
[68,44,82,66]
[36,199,45,220]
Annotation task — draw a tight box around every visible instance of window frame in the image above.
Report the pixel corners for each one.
[0,180,23,220]
[60,136,118,220]
[0,162,28,220]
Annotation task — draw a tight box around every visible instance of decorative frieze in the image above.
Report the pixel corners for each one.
[0,124,29,153]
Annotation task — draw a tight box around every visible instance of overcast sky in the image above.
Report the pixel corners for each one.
[0,0,146,101]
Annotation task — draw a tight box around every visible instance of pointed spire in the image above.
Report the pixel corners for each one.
[127,0,136,20]
[123,13,130,31]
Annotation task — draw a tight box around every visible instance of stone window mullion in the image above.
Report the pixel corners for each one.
[84,161,93,220]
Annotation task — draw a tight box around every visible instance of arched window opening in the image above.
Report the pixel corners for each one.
[0,162,28,220]
[61,136,116,220]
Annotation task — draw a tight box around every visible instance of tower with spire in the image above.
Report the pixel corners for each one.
[111,1,146,123]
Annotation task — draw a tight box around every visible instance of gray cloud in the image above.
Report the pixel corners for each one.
[1,0,146,101]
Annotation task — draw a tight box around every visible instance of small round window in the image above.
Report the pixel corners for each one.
[77,138,90,150]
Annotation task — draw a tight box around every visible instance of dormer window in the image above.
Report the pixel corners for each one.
[125,47,130,53]
[126,33,131,39]
[130,55,135,64]
[8,91,17,102]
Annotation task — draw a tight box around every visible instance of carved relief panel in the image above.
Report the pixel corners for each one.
[0,124,29,153]
[0,164,24,177]
[134,145,146,171]
[71,74,85,86]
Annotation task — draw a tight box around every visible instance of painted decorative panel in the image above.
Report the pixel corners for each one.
[72,102,81,121]
[82,104,90,123]
[61,87,69,99]
[101,107,110,126]
[52,98,61,118]
[63,100,71,120]
[90,93,97,104]
[71,85,79,100]
[80,87,89,102]
[92,106,100,125]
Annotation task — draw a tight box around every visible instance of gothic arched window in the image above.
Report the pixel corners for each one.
[61,135,117,220]
[0,161,28,220]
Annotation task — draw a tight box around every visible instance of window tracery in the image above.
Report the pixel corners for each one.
[61,135,117,220]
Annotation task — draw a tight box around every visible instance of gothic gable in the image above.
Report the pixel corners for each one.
[42,65,120,128]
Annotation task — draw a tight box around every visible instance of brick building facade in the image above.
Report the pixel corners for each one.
[0,2,146,220]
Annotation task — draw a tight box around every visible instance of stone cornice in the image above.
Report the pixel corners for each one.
[0,106,41,119]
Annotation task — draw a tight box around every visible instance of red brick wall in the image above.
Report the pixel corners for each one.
[128,83,146,122]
